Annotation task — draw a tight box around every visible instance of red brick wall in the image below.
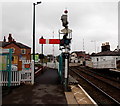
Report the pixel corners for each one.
[3,43,31,62]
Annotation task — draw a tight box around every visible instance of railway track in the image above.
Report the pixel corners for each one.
[79,66,120,82]
[74,67,120,89]
[70,67,120,105]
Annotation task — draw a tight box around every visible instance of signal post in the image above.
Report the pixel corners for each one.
[39,10,72,91]
[59,10,72,91]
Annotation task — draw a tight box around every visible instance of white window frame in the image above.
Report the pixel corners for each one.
[21,49,26,54]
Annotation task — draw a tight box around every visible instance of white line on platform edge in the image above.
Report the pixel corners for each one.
[78,84,98,105]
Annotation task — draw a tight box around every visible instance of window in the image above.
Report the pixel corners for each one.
[97,58,99,61]
[21,49,26,54]
[11,48,15,53]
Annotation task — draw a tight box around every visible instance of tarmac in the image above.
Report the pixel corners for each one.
[2,68,67,105]
[2,67,96,105]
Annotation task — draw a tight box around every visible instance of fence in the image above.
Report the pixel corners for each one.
[20,60,34,85]
[0,70,21,86]
[0,60,34,86]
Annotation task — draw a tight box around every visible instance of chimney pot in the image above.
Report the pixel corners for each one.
[105,42,109,45]
[102,43,105,46]
[101,42,110,52]
[8,33,13,42]
[3,36,6,42]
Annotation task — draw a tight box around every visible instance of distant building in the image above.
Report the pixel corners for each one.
[91,42,120,69]
[0,34,31,65]
[47,54,54,62]
[70,51,90,65]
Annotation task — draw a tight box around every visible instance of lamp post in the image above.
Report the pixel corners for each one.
[41,36,44,67]
[33,1,41,62]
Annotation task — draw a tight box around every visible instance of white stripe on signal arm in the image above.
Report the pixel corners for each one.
[46,39,49,44]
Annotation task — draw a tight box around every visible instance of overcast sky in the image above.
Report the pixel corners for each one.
[0,1,118,56]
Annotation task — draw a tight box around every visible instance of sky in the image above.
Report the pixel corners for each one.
[0,0,119,56]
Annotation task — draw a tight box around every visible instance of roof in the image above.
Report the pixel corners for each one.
[0,41,31,49]
[71,51,85,55]
[91,51,120,56]
[0,42,9,47]
[15,42,31,49]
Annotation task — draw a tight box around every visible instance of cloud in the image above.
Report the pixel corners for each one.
[1,2,118,55]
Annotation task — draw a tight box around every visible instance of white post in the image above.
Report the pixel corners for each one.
[19,71,21,85]
[65,59,68,78]
[0,72,1,86]
[31,60,34,85]
[64,46,69,91]
[115,58,117,69]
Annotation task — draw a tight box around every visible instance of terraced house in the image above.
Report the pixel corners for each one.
[0,34,31,65]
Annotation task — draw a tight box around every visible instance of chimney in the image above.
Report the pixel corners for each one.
[3,36,6,42]
[101,42,110,52]
[8,33,13,42]
[13,39,16,43]
[105,42,110,51]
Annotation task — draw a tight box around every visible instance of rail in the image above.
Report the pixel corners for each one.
[70,68,120,104]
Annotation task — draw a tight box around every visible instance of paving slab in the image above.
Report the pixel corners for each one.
[71,85,96,105]
[65,92,78,105]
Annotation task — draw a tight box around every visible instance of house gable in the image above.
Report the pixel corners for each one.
[3,43,20,53]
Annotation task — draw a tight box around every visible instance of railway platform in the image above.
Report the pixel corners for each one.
[109,69,120,73]
[2,68,96,105]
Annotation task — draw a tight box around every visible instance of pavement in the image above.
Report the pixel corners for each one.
[35,68,60,84]
[2,68,67,105]
[2,67,96,105]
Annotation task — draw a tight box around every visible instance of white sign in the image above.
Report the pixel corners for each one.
[0,49,9,53]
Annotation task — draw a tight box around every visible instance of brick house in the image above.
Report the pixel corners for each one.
[0,34,31,65]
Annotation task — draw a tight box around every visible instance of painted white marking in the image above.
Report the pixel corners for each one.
[65,59,68,78]
[74,92,82,95]
[71,86,75,89]
[78,84,97,105]
[35,68,42,74]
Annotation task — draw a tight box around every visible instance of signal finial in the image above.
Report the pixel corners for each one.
[64,9,68,14]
